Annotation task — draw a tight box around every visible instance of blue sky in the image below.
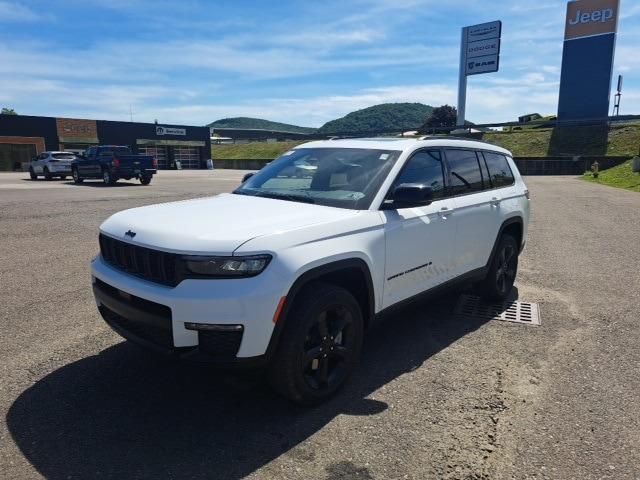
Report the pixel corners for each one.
[1,0,639,127]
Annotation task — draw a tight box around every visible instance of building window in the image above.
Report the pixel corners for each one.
[0,143,37,171]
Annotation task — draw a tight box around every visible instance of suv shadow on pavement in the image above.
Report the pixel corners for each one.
[7,290,508,479]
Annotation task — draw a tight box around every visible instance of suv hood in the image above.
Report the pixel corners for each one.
[100,193,360,255]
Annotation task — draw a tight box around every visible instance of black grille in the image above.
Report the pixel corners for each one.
[198,330,243,359]
[99,233,179,287]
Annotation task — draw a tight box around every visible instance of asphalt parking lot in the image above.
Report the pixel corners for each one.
[1,170,639,480]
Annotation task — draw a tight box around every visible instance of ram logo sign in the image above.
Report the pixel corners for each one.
[467,57,499,75]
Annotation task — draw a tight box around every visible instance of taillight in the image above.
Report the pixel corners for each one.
[152,157,158,168]
[113,158,120,168]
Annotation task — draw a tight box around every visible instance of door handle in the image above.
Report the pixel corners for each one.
[438,206,454,217]
[490,197,502,206]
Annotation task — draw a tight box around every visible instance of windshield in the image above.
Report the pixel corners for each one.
[234,147,401,210]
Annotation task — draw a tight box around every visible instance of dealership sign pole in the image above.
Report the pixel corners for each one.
[457,21,502,126]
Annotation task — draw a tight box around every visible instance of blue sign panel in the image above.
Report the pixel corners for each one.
[557,33,617,120]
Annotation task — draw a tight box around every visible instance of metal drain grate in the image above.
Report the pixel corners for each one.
[454,294,541,326]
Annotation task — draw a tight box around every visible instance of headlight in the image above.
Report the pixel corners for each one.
[182,254,272,278]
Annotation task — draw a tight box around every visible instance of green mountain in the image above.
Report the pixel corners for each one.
[208,117,316,134]
[317,103,434,135]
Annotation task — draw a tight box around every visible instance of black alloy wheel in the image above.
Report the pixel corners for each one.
[478,234,519,300]
[302,306,355,391]
[43,167,52,180]
[29,168,37,180]
[495,241,517,297]
[269,282,363,405]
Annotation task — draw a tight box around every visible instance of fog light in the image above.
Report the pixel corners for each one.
[184,323,243,332]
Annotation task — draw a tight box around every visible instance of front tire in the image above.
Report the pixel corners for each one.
[72,167,83,184]
[43,167,52,180]
[29,167,37,180]
[268,282,364,406]
[478,234,518,301]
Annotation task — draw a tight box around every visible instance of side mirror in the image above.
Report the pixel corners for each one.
[391,183,434,207]
[242,172,256,183]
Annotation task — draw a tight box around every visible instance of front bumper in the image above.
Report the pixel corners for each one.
[91,255,287,363]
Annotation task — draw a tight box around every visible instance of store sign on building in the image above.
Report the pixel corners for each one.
[156,126,186,136]
[56,118,98,138]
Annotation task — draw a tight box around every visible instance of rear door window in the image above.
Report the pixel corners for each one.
[445,149,485,195]
[52,153,76,160]
[483,152,515,188]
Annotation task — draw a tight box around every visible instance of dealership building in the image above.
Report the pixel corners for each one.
[0,114,211,171]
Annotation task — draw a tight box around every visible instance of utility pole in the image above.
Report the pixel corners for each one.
[613,75,623,116]
[457,27,468,126]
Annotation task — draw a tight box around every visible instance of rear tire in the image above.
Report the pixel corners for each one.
[268,282,364,406]
[477,234,519,301]
[102,168,116,185]
[72,167,83,184]
[29,168,37,180]
[140,174,152,185]
[43,167,52,180]
[60,175,67,180]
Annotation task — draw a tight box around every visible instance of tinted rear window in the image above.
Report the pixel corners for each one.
[445,149,484,194]
[52,153,76,160]
[483,152,515,188]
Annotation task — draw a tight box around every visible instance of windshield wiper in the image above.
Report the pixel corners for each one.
[253,191,315,204]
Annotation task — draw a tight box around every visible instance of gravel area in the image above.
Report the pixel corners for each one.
[0,171,638,479]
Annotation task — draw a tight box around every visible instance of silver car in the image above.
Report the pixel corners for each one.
[29,151,77,180]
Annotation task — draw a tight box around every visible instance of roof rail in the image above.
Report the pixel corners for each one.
[418,135,496,145]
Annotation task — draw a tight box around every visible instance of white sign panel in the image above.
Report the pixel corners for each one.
[156,126,186,136]
[466,38,500,59]
[466,54,500,75]
[458,19,502,126]
[467,20,502,42]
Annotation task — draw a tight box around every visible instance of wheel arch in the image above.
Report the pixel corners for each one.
[486,216,524,270]
[264,258,376,363]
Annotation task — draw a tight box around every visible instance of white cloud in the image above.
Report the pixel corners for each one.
[0,1,51,22]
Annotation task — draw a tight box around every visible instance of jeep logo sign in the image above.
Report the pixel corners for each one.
[565,0,619,40]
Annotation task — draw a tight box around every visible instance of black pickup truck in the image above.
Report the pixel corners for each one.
[71,146,157,185]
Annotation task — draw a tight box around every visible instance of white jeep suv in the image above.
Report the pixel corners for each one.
[91,137,529,405]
